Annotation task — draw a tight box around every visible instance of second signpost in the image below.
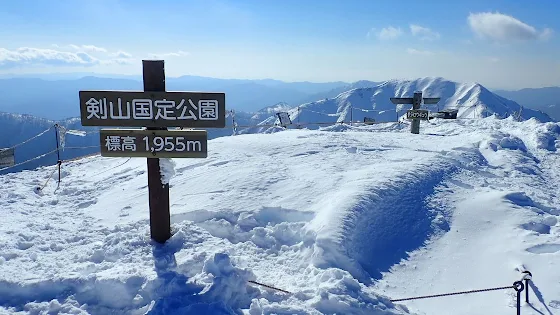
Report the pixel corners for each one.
[79,60,226,243]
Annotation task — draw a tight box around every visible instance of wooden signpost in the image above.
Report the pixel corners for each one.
[390,91,440,134]
[79,60,225,243]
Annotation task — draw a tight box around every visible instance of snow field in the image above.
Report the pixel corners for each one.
[374,118,560,315]
[0,117,558,314]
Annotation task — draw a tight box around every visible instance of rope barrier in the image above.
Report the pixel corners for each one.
[62,152,100,163]
[2,126,53,151]
[390,285,514,302]
[62,145,100,150]
[234,120,387,129]
[248,280,292,295]
[38,166,58,192]
[0,148,58,172]
[90,157,132,177]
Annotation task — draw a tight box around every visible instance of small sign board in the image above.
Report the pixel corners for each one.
[79,91,226,128]
[276,112,292,126]
[0,148,15,168]
[100,129,207,158]
[363,117,375,125]
[406,109,429,120]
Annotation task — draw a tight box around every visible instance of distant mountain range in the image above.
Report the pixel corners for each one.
[0,75,348,120]
[0,73,557,122]
[493,87,560,121]
[238,77,553,134]
[0,76,555,174]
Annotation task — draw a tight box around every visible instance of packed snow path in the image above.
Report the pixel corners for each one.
[0,117,558,314]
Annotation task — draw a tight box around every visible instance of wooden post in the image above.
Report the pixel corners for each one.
[142,60,171,244]
[410,91,422,134]
[54,124,61,183]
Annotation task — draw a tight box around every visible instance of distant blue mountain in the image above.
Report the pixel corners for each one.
[0,75,348,120]
[493,87,560,121]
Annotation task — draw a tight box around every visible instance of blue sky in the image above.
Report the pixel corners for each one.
[0,0,558,89]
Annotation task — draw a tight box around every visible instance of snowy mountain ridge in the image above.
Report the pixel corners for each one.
[241,77,553,134]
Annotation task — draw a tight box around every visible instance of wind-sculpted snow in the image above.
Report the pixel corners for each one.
[0,116,559,314]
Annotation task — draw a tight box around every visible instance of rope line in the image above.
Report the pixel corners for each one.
[2,126,53,151]
[62,146,99,150]
[248,280,292,295]
[63,152,100,163]
[90,157,132,177]
[390,285,514,302]
[38,166,58,191]
[0,148,58,172]
[234,120,387,129]
[352,107,389,113]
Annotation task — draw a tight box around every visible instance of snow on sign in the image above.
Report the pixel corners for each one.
[406,109,429,120]
[100,129,207,158]
[0,148,15,168]
[79,91,226,128]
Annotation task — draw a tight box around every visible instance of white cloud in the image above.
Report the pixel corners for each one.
[69,44,107,53]
[410,24,440,41]
[468,12,553,42]
[407,48,434,56]
[101,58,134,65]
[540,28,554,41]
[372,27,403,40]
[0,47,99,69]
[0,46,138,69]
[111,51,133,59]
[149,50,189,59]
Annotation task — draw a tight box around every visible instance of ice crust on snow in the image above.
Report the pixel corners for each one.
[0,116,558,314]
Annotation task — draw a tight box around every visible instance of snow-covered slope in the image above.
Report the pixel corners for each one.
[299,80,381,105]
[244,78,553,134]
[0,116,559,314]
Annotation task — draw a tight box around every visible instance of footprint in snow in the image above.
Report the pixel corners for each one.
[520,222,551,234]
[291,150,321,157]
[549,300,560,309]
[525,244,560,254]
[78,200,97,209]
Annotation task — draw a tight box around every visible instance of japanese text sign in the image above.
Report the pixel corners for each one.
[100,129,207,158]
[406,109,429,120]
[79,91,226,128]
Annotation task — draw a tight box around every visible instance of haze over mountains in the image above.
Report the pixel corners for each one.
[494,87,560,121]
[0,75,346,120]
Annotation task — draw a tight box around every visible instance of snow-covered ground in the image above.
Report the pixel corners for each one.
[0,117,558,314]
